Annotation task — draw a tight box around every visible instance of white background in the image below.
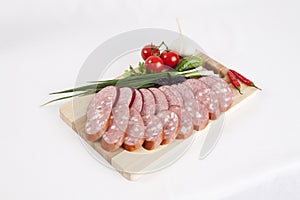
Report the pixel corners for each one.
[1,0,300,199]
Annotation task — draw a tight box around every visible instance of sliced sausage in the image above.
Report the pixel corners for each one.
[169,106,194,139]
[157,110,179,144]
[159,85,183,107]
[175,83,195,99]
[117,87,135,107]
[98,86,132,151]
[112,104,130,133]
[184,78,218,122]
[123,108,145,151]
[184,99,209,131]
[200,76,233,112]
[85,97,114,141]
[99,119,126,152]
[172,84,208,130]
[131,89,143,113]
[86,95,98,119]
[100,104,130,151]
[87,86,118,119]
[149,88,168,113]
[94,86,119,101]
[184,78,203,94]
[184,78,221,119]
[84,86,119,142]
[165,85,184,107]
[139,89,156,116]
[196,103,209,130]
[188,79,221,120]
[142,115,163,150]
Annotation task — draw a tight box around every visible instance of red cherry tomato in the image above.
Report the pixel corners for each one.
[141,44,160,60]
[145,56,164,73]
[160,50,179,68]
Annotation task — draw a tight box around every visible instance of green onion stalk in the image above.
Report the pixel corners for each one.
[43,68,203,106]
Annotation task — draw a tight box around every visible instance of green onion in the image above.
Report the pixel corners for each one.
[43,68,202,106]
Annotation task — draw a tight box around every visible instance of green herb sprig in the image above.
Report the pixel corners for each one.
[124,62,147,77]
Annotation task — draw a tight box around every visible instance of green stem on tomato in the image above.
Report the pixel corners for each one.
[158,41,169,51]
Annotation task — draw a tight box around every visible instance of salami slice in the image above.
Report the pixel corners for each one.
[157,110,179,144]
[184,79,203,94]
[188,79,221,120]
[84,86,118,142]
[85,97,114,141]
[86,86,118,119]
[100,104,130,151]
[142,115,163,150]
[123,108,145,151]
[86,95,98,119]
[112,104,130,132]
[149,88,168,113]
[86,96,112,120]
[99,119,126,152]
[172,84,208,130]
[139,89,156,116]
[183,79,217,123]
[200,76,233,112]
[176,83,195,99]
[117,87,135,107]
[168,85,184,107]
[184,99,209,131]
[131,89,143,113]
[94,86,119,101]
[159,85,182,107]
[169,106,194,139]
[170,85,184,107]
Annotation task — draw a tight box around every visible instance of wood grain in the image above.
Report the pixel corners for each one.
[59,52,258,181]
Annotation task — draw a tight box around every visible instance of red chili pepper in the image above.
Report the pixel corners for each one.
[229,69,261,90]
[227,70,242,94]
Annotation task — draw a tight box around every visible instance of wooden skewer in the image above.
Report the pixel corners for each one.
[176,17,183,35]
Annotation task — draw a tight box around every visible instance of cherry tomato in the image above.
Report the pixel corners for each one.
[145,56,164,73]
[160,50,179,68]
[141,44,160,60]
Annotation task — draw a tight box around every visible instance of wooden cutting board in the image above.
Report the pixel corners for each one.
[59,52,258,181]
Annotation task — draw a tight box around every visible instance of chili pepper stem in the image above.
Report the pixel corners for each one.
[251,83,262,90]
[236,86,243,95]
